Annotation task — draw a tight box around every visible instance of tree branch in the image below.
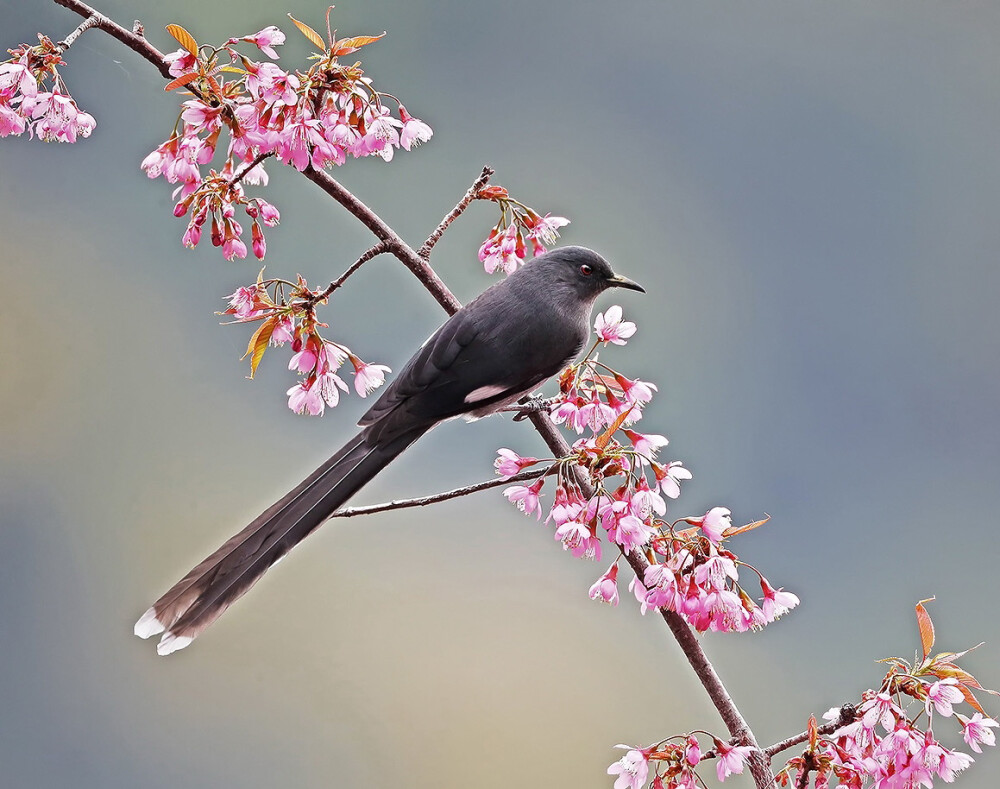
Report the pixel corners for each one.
[301,166,462,315]
[418,165,494,259]
[56,13,99,50]
[763,705,856,760]
[331,467,548,519]
[525,411,777,788]
[53,0,174,79]
[229,151,274,187]
[309,241,390,303]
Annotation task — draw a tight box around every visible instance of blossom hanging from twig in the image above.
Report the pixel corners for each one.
[141,12,432,261]
[0,35,95,142]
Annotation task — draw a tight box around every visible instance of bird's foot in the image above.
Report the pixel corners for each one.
[512,394,554,422]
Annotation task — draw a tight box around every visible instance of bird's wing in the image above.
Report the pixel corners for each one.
[358,308,481,428]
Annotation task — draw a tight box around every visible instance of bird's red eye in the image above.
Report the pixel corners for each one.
[580,264,593,276]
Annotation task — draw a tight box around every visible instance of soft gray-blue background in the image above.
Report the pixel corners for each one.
[1,1,997,787]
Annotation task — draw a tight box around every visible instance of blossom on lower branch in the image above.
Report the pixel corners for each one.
[607,734,752,789]
[775,602,997,789]
[496,309,798,634]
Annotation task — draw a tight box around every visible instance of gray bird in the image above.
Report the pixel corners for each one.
[134,245,643,654]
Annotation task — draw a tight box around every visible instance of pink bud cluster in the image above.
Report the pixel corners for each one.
[142,18,432,260]
[0,37,96,142]
[223,275,390,415]
[608,734,754,789]
[779,603,997,789]
[475,184,570,274]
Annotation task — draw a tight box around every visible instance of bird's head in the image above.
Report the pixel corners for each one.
[530,245,645,302]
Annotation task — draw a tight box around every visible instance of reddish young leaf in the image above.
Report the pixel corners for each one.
[593,373,625,394]
[958,683,987,716]
[724,514,771,537]
[163,72,199,92]
[331,32,386,56]
[243,316,277,378]
[915,598,936,661]
[477,185,509,201]
[165,24,199,56]
[287,14,327,51]
[596,406,634,450]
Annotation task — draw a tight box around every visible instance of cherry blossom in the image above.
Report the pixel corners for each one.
[589,563,620,606]
[714,741,754,782]
[926,678,964,718]
[352,361,391,397]
[654,461,692,499]
[595,305,637,345]
[243,26,285,59]
[493,448,539,480]
[690,506,732,543]
[759,578,800,623]
[623,429,668,463]
[525,212,570,249]
[398,105,433,150]
[958,713,999,753]
[503,479,544,519]
[607,747,650,789]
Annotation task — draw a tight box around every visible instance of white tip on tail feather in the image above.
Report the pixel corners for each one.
[134,607,166,639]
[156,632,194,656]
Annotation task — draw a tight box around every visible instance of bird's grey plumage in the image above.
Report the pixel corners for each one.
[135,245,643,654]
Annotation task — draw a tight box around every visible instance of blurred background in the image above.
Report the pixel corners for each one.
[1,1,998,787]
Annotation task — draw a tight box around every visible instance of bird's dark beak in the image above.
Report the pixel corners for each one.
[607,273,645,293]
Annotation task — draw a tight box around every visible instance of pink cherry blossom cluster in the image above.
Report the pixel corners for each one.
[142,16,432,260]
[778,603,997,789]
[498,307,798,632]
[608,734,754,789]
[0,36,96,142]
[475,184,570,274]
[548,306,654,434]
[222,274,389,415]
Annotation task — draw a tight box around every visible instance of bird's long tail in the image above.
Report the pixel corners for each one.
[134,426,427,655]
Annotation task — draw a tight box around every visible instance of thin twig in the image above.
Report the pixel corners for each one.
[763,705,856,760]
[332,467,548,518]
[53,0,174,79]
[301,166,463,315]
[311,241,390,303]
[57,13,99,51]
[230,151,274,187]
[418,165,495,259]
